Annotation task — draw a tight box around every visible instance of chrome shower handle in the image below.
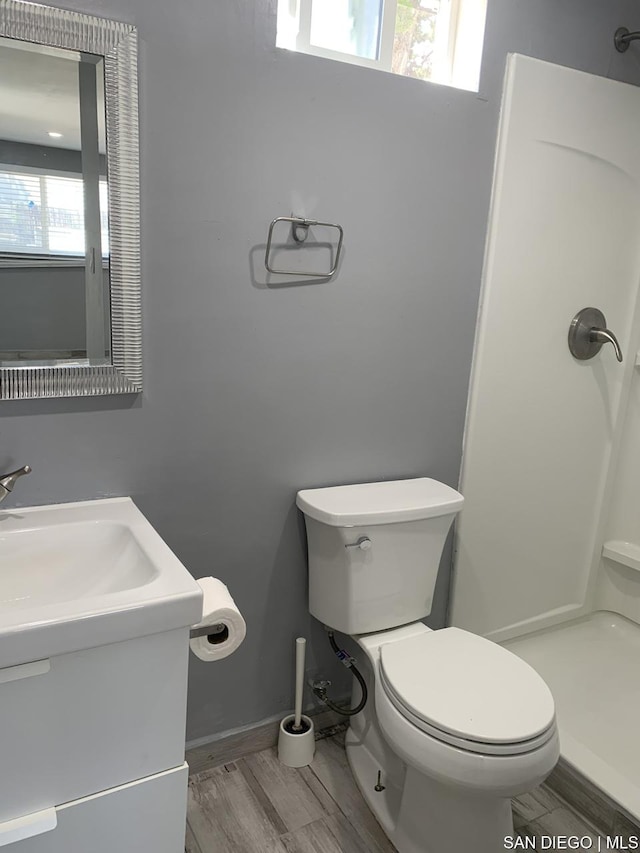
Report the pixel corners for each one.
[589,327,623,362]
[568,308,624,363]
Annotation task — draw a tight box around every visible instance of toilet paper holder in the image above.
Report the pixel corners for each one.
[190,622,227,640]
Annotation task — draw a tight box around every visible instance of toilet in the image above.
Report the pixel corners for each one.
[296,477,559,853]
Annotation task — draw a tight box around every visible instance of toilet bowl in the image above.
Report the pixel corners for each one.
[346,623,559,853]
[296,478,560,853]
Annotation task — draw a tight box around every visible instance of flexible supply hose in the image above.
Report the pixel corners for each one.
[312,630,368,717]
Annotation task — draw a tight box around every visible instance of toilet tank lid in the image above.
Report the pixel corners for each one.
[296,478,464,527]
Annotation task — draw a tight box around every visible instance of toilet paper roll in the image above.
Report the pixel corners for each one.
[189,577,246,662]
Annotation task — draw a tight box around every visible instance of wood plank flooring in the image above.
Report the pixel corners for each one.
[186,737,393,853]
[186,735,606,852]
[512,786,601,844]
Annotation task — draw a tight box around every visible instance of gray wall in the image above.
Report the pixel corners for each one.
[0,267,110,355]
[0,267,87,353]
[1,0,640,742]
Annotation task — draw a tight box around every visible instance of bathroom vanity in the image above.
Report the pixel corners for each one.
[0,498,202,851]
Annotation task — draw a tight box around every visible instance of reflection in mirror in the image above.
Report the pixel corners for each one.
[0,36,110,366]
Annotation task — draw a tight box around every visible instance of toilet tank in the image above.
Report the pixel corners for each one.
[296,479,464,635]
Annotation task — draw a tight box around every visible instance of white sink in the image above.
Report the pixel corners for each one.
[0,498,202,669]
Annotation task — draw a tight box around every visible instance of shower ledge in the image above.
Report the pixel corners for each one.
[602,540,640,573]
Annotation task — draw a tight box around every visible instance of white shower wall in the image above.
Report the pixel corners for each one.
[597,371,640,624]
[450,54,640,641]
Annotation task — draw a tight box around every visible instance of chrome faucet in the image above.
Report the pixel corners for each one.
[0,465,32,504]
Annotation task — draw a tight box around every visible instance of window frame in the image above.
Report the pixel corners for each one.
[280,0,477,90]
[295,0,398,70]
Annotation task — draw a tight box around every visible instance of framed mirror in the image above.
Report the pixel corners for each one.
[0,0,140,399]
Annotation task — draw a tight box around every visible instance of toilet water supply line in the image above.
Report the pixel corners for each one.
[311,629,369,716]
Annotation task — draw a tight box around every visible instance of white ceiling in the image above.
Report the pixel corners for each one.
[0,37,106,154]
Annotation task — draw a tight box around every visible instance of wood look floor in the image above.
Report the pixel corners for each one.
[186,735,604,852]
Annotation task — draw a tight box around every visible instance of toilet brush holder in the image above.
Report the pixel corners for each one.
[278,636,315,767]
[278,714,315,767]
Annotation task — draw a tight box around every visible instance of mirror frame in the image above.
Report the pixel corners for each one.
[0,0,141,399]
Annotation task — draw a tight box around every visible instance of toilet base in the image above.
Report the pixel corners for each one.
[345,727,515,853]
[345,725,403,839]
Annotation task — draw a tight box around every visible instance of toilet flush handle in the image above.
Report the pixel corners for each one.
[345,537,372,551]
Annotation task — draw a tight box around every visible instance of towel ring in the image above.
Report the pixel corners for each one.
[264,216,344,279]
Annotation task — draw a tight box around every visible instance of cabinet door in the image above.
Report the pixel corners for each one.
[1,764,188,853]
[0,629,189,822]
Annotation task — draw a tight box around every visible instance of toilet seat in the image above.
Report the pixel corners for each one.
[374,671,560,797]
[379,627,556,757]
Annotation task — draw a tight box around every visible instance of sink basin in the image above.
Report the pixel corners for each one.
[1,522,160,609]
[0,498,202,669]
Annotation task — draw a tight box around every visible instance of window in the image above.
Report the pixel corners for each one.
[276,0,487,92]
[0,166,109,261]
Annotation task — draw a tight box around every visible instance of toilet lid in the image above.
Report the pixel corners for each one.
[379,628,555,746]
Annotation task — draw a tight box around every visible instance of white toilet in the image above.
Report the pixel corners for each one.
[296,477,559,853]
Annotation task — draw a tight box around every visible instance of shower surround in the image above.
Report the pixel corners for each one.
[450,54,640,823]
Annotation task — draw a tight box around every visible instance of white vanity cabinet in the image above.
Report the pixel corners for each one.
[0,629,196,853]
[0,630,190,825]
[0,498,204,853]
[1,765,189,852]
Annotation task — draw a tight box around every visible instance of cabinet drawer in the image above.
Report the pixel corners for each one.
[2,764,188,852]
[0,629,189,823]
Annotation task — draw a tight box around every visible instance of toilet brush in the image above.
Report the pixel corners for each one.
[291,636,305,732]
[277,637,315,767]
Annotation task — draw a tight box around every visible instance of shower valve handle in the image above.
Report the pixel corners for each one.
[568,307,623,363]
[589,327,623,363]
